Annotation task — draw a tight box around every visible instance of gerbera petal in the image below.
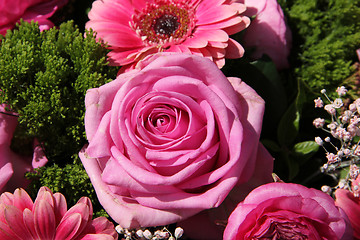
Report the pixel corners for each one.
[193,29,229,43]
[4,205,32,239]
[59,202,90,236]
[34,187,55,210]
[54,213,82,240]
[80,234,115,240]
[196,5,239,25]
[88,0,133,25]
[207,46,226,59]
[53,192,67,225]
[13,188,33,212]
[225,38,245,58]
[213,57,226,68]
[34,200,56,239]
[0,221,18,240]
[195,0,226,13]
[0,192,14,206]
[223,16,250,35]
[23,208,38,239]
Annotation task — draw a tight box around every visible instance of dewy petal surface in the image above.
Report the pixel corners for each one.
[86,0,249,69]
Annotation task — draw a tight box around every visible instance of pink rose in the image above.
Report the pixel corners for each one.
[224,182,353,240]
[0,0,68,35]
[239,0,292,69]
[0,104,47,193]
[335,187,360,239]
[80,53,273,228]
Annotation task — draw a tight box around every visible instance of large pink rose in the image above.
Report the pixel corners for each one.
[0,104,48,193]
[239,0,292,69]
[0,0,68,35]
[335,186,360,239]
[224,182,353,240]
[79,53,273,228]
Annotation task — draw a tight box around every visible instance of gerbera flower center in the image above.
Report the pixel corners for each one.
[153,14,179,36]
[132,1,195,46]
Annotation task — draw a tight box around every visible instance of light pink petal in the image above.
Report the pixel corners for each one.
[31,140,48,169]
[224,38,245,59]
[0,163,13,193]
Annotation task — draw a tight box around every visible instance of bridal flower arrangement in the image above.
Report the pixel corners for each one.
[1,0,360,239]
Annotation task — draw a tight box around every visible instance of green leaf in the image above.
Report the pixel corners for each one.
[277,101,300,146]
[292,141,319,163]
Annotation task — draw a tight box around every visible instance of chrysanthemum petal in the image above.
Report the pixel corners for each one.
[225,38,245,59]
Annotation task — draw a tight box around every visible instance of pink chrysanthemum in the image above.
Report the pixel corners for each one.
[86,0,250,69]
[0,187,118,240]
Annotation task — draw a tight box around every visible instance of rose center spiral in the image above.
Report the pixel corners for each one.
[259,222,308,240]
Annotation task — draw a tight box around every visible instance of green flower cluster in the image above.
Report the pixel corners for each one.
[0,20,118,162]
[280,0,360,96]
[0,21,118,214]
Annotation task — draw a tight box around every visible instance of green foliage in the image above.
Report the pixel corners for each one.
[281,0,360,95]
[26,162,108,218]
[0,20,118,163]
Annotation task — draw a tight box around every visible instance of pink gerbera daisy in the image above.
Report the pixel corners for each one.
[0,187,118,240]
[86,0,250,69]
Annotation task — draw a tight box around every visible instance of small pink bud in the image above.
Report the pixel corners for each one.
[321,185,332,194]
[174,227,184,239]
[143,229,153,239]
[315,137,323,146]
[136,229,144,238]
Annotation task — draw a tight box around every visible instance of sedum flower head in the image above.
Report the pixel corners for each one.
[86,0,250,69]
[0,187,118,240]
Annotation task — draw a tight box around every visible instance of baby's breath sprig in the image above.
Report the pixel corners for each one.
[313,86,360,196]
[115,225,184,240]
